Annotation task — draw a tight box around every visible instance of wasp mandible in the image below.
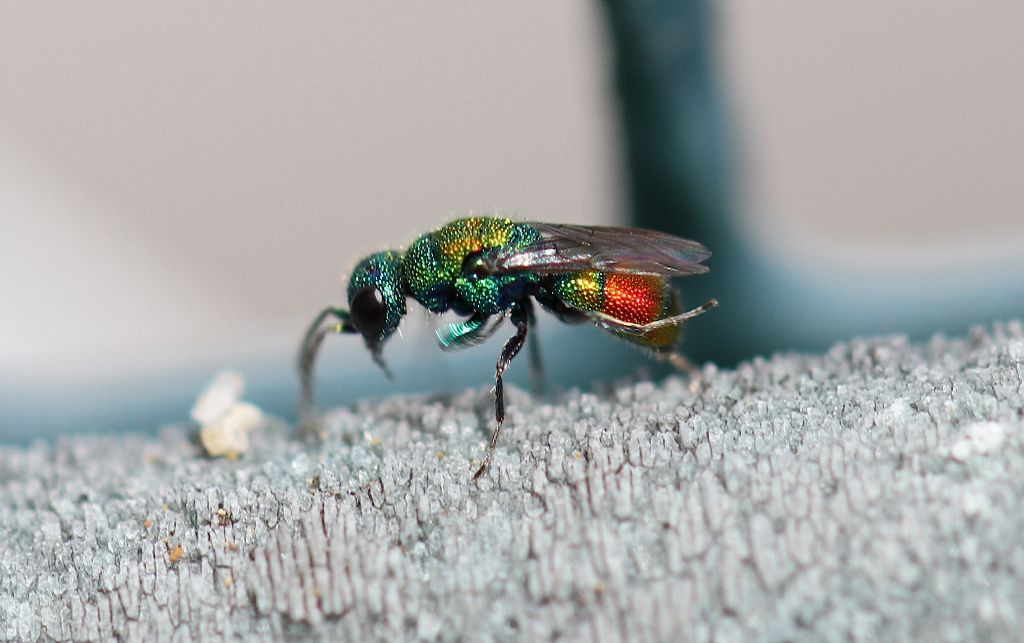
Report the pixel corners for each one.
[299,216,717,478]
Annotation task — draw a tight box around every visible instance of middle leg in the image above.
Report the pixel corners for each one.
[473,304,529,479]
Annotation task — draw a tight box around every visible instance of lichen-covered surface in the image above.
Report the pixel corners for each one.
[3,324,1024,641]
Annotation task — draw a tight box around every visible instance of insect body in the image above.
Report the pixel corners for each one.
[299,216,717,478]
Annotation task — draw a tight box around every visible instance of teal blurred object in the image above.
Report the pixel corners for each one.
[601,0,731,246]
[600,0,1024,366]
[600,0,738,365]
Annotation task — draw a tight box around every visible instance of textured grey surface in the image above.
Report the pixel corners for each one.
[3,324,1024,641]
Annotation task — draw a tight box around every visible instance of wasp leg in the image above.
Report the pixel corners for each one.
[473,308,529,480]
[436,312,508,352]
[665,353,695,373]
[370,346,395,381]
[589,298,719,336]
[298,306,355,435]
[524,300,545,396]
[660,351,707,394]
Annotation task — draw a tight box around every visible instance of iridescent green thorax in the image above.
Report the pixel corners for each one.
[347,251,406,341]
[402,217,542,315]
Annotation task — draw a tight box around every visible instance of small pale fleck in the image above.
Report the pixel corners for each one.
[978,596,996,621]
[882,398,912,423]
[200,402,264,459]
[190,370,245,425]
[961,489,990,518]
[143,519,153,529]
[967,422,1006,454]
[951,422,1006,462]
[950,440,973,462]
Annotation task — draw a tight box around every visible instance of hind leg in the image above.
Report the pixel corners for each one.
[662,351,705,394]
[524,300,545,396]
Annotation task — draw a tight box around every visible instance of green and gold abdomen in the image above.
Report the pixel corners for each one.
[402,216,542,315]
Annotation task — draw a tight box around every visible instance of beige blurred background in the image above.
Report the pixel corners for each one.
[723,0,1024,272]
[2,1,1022,390]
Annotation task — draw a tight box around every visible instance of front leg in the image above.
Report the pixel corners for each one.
[436,312,505,352]
[473,306,529,479]
[298,306,356,433]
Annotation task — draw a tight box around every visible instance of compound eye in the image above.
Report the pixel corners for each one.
[350,286,388,338]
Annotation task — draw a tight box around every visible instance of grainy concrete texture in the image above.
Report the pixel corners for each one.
[3,324,1024,641]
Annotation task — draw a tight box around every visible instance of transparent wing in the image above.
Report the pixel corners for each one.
[485,222,711,277]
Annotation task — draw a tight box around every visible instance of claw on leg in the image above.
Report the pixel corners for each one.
[665,352,705,395]
[297,306,354,438]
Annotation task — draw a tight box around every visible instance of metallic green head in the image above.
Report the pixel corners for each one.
[346,251,407,355]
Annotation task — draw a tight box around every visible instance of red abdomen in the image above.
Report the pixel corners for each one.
[550,271,682,351]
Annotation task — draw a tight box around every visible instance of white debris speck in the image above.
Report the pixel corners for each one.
[200,402,263,460]
[1006,339,1024,361]
[961,488,990,518]
[882,398,912,423]
[950,422,1006,462]
[192,370,263,459]
[191,370,245,425]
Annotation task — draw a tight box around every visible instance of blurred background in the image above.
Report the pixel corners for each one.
[2,1,1022,441]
